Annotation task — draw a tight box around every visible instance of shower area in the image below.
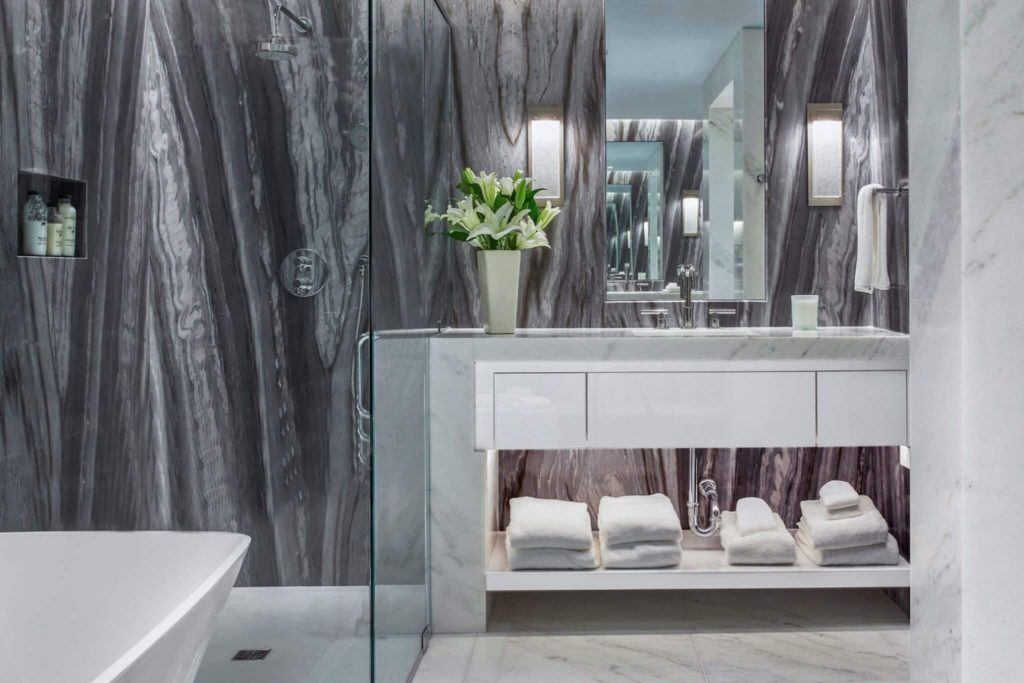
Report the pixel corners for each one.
[0,0,452,681]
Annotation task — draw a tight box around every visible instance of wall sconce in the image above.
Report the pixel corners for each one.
[528,105,564,206]
[682,190,701,236]
[806,103,844,206]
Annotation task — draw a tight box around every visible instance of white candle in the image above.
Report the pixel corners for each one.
[792,295,819,331]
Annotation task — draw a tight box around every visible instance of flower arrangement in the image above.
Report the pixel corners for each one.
[426,168,561,250]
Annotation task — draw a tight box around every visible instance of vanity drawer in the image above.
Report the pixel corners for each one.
[817,371,908,446]
[493,373,588,449]
[587,372,817,448]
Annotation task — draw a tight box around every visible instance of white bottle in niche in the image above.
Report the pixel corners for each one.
[45,205,64,256]
[58,196,77,257]
[22,191,48,256]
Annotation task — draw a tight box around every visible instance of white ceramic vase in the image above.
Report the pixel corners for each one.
[477,250,521,334]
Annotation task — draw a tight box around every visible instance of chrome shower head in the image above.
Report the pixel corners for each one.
[255,4,312,61]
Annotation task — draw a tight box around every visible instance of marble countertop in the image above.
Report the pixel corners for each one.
[438,326,907,340]
[432,327,909,364]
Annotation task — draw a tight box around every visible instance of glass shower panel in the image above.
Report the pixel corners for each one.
[369,0,452,681]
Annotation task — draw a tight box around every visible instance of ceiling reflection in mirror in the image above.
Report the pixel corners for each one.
[605,0,766,303]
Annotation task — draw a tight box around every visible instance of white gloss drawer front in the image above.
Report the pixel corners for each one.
[587,372,817,448]
[492,373,587,449]
[816,371,908,446]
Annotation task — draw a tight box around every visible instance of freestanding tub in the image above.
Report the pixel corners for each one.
[0,531,250,683]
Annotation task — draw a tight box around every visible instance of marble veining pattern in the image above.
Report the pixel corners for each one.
[0,0,373,586]
[414,590,910,683]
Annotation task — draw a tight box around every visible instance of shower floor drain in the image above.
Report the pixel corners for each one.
[232,649,272,661]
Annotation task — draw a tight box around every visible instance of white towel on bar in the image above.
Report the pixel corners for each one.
[505,535,598,570]
[507,497,593,551]
[719,512,796,565]
[597,494,682,546]
[736,497,777,537]
[601,540,682,569]
[795,530,899,566]
[855,184,891,293]
[819,480,860,512]
[799,496,889,550]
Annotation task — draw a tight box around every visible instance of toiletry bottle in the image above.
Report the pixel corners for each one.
[58,196,77,257]
[22,191,48,256]
[46,205,64,256]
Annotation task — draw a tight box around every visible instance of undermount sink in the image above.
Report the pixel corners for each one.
[629,327,760,338]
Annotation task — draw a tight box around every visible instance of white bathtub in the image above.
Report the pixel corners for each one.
[0,531,250,683]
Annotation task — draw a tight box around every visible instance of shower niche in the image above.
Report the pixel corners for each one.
[16,170,87,260]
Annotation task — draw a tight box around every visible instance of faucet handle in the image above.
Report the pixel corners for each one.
[708,308,736,329]
[640,308,670,330]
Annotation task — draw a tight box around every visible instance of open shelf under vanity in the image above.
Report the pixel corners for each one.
[486,532,910,592]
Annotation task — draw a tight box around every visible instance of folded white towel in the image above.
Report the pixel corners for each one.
[825,504,864,521]
[507,497,593,551]
[855,184,891,293]
[795,531,899,566]
[736,497,777,537]
[819,480,860,512]
[601,540,682,569]
[505,535,598,570]
[719,512,796,565]
[798,496,889,550]
[598,494,682,546]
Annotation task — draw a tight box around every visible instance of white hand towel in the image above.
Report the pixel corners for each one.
[798,496,889,550]
[855,184,891,293]
[719,511,796,566]
[819,480,860,512]
[825,505,864,521]
[601,540,682,569]
[505,535,598,570]
[795,531,899,566]
[507,497,593,551]
[597,494,682,546]
[736,497,777,537]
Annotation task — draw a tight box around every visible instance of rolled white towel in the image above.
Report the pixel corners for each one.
[601,540,682,569]
[598,494,682,546]
[798,496,889,550]
[507,497,593,551]
[719,512,796,566]
[505,535,598,571]
[736,497,777,537]
[795,530,899,566]
[819,480,860,512]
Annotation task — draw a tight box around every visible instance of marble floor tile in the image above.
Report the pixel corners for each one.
[694,630,909,683]
[414,634,707,683]
[196,587,370,683]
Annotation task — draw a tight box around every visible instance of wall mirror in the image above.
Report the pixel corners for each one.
[605,0,766,302]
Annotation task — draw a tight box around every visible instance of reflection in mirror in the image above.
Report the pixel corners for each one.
[605,0,765,303]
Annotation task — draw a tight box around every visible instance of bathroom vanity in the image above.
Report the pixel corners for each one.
[429,327,910,633]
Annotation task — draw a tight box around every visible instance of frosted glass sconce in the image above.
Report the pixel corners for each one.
[528,105,564,206]
[682,190,701,236]
[806,103,844,206]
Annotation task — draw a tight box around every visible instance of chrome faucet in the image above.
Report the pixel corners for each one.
[677,264,698,329]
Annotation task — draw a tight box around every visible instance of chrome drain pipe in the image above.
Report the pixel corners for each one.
[687,447,721,537]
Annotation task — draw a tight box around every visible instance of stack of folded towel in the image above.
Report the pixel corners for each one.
[597,494,682,569]
[720,497,796,565]
[505,497,598,570]
[795,481,899,566]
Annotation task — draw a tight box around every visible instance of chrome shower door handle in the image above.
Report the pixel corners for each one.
[355,331,372,466]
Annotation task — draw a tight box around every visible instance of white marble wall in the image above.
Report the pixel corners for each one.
[909,0,1024,679]
[907,0,963,679]
[959,0,1024,678]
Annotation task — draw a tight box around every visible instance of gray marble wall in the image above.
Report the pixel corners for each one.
[440,0,910,586]
[0,0,374,586]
